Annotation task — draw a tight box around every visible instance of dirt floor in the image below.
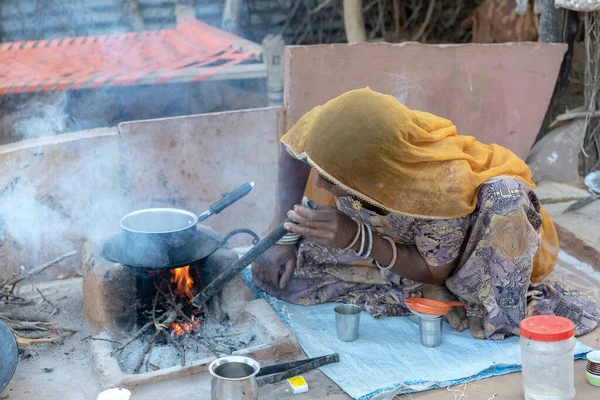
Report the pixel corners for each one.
[3,182,600,400]
[4,257,600,400]
[2,279,100,400]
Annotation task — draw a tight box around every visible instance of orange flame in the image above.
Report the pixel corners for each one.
[171,322,193,337]
[171,316,200,337]
[170,265,194,302]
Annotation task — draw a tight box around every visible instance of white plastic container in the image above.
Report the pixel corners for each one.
[520,315,576,400]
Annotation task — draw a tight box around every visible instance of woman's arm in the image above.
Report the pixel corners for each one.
[276,145,311,223]
[286,205,455,285]
[364,235,455,285]
[252,146,310,290]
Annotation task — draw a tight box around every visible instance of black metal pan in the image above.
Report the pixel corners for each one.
[103,226,259,270]
[0,320,18,394]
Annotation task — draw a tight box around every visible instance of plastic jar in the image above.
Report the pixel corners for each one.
[520,315,576,400]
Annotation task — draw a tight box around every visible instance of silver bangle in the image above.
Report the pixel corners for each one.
[360,225,373,259]
[375,236,397,271]
[342,220,362,251]
[354,224,366,257]
[277,233,300,245]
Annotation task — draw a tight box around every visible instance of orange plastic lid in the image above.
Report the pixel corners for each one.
[520,315,575,342]
[405,298,461,316]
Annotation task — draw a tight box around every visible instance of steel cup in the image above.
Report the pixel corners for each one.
[209,356,260,400]
[334,304,361,342]
[418,315,443,347]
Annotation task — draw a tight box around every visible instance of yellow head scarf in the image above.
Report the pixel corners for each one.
[282,88,557,282]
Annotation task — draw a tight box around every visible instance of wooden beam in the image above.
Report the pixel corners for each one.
[343,0,367,43]
[539,0,564,42]
[535,2,577,143]
[262,34,285,106]
[222,0,243,34]
[175,1,196,22]
[125,0,145,32]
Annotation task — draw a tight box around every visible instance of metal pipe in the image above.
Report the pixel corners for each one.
[191,201,316,308]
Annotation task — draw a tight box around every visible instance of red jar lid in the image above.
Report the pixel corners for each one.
[520,315,575,342]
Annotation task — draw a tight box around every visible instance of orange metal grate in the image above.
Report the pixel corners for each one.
[0,19,262,95]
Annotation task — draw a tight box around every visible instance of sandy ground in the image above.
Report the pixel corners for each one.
[2,279,100,400]
[3,257,600,400]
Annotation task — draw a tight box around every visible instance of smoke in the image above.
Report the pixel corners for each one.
[0,121,124,277]
[0,0,270,279]
[12,92,71,140]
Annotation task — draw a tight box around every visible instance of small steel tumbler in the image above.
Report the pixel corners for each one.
[334,304,361,342]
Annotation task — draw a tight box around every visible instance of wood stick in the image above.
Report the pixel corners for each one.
[20,265,59,313]
[6,251,77,287]
[133,312,177,374]
[53,327,78,334]
[311,0,332,14]
[0,292,27,301]
[3,320,53,331]
[82,335,123,346]
[163,294,218,357]
[110,313,169,356]
[134,330,161,374]
[411,0,435,41]
[550,110,600,129]
[15,335,62,347]
[0,300,32,306]
[162,330,185,366]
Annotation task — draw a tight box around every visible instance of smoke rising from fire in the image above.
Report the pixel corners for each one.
[0,0,178,278]
[0,1,269,280]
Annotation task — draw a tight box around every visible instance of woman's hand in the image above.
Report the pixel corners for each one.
[284,200,358,249]
[252,245,297,289]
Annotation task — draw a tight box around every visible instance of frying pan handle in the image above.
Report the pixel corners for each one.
[218,229,260,247]
[199,182,255,221]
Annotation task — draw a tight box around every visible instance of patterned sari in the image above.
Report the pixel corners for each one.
[253,89,600,339]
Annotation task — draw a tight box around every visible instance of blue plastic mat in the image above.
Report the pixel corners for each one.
[241,268,593,400]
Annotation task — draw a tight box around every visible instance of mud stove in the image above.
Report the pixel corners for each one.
[82,225,300,391]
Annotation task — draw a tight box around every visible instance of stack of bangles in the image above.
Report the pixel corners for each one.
[276,233,301,246]
[342,220,397,271]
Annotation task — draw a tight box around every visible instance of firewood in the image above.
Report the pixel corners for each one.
[5,251,77,287]
[15,334,62,347]
[133,311,177,374]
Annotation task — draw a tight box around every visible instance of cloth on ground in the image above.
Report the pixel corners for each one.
[242,268,593,400]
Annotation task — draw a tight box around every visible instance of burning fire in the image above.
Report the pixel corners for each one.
[169,266,200,337]
[170,265,195,302]
[172,320,198,337]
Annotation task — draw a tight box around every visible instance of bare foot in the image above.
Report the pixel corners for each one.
[421,284,485,339]
[468,315,485,339]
